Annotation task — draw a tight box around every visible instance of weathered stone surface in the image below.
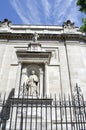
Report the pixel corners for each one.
[0,20,86,100]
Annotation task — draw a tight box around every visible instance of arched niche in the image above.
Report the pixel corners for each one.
[27,64,40,78]
[16,49,51,98]
[20,63,44,97]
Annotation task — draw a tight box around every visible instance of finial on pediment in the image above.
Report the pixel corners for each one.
[32,32,39,42]
[63,20,75,29]
[0,19,12,27]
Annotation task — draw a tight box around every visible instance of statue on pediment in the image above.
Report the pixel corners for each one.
[0,19,12,27]
[26,70,39,96]
[63,20,75,29]
[32,32,39,42]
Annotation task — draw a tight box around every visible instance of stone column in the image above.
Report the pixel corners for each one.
[15,62,22,97]
[44,62,49,97]
[20,67,27,97]
[39,68,43,97]
[21,67,27,86]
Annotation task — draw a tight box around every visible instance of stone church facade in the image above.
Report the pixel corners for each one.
[0,19,86,99]
[0,19,86,130]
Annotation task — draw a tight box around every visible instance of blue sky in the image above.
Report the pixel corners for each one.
[0,0,86,27]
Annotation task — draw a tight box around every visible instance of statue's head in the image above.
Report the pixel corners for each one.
[31,70,35,75]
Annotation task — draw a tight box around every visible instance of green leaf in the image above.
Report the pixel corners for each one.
[77,0,86,13]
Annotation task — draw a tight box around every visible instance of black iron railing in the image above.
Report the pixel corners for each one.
[0,85,86,130]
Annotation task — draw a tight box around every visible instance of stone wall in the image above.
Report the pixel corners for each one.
[0,21,86,99]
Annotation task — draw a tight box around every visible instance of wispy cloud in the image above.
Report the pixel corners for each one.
[9,0,85,26]
[53,0,76,24]
[9,0,30,23]
[41,0,51,17]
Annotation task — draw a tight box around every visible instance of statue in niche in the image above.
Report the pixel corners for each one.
[26,70,39,96]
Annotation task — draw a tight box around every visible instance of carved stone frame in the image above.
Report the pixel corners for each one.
[16,50,51,98]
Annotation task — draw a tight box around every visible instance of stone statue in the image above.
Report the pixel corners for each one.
[26,70,39,96]
[32,32,39,42]
[63,20,75,29]
[0,19,12,27]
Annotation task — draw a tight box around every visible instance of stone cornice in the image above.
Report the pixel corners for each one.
[0,19,85,42]
[0,33,85,42]
[16,50,51,64]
